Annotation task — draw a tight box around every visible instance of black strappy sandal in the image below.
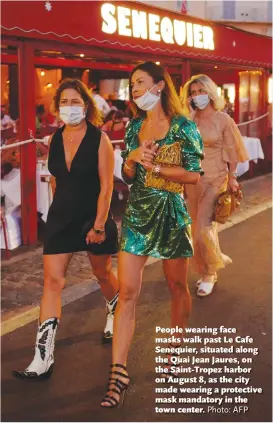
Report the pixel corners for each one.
[101,364,130,408]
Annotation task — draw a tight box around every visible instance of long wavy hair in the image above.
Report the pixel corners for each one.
[52,78,103,127]
[129,61,184,118]
[180,74,225,117]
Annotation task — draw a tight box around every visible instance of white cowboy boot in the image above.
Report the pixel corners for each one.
[13,317,59,380]
[102,292,119,343]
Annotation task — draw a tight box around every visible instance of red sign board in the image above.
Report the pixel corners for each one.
[1,0,272,68]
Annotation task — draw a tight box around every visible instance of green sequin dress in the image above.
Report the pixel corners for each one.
[120,115,204,259]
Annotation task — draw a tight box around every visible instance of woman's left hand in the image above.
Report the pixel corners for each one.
[228,176,240,192]
[142,161,154,172]
[86,229,106,244]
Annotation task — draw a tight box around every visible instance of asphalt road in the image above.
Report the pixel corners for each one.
[1,209,272,423]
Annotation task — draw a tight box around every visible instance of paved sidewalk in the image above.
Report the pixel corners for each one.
[1,173,271,334]
[2,209,272,422]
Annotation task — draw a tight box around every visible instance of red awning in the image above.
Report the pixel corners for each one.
[1,0,272,68]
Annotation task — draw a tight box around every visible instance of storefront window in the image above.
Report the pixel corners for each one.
[100,79,129,100]
[1,65,10,106]
[249,72,261,137]
[35,68,62,112]
[268,76,272,104]
[239,70,263,138]
[35,68,62,137]
[239,73,250,136]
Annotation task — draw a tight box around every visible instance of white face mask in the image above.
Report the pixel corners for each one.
[133,85,161,111]
[192,94,210,110]
[59,106,86,125]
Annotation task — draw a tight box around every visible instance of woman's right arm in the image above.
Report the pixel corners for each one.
[47,135,56,196]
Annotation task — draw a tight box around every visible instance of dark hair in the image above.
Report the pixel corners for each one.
[52,79,103,126]
[129,61,183,118]
[113,110,124,120]
[36,104,45,115]
[104,109,116,124]
[1,162,13,176]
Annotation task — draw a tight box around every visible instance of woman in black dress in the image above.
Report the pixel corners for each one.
[13,79,119,380]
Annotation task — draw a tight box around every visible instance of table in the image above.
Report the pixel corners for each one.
[0,167,53,250]
[237,136,265,177]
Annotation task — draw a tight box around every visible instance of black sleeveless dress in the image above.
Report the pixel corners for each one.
[43,120,118,255]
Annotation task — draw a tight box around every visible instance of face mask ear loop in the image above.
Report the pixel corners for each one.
[147,84,157,94]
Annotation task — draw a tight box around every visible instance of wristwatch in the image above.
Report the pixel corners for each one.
[92,228,105,235]
[152,164,161,177]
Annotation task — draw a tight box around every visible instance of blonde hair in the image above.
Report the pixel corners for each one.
[180,74,225,117]
[129,61,184,118]
[52,78,103,127]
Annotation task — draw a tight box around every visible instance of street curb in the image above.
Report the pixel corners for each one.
[1,174,272,336]
[1,257,158,336]
[218,199,272,232]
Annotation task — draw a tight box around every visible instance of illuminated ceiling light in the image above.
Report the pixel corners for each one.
[6,80,10,84]
[45,83,53,88]
[156,61,160,65]
[86,69,90,72]
[239,70,262,76]
[80,53,85,58]
[40,70,45,76]
[214,65,218,69]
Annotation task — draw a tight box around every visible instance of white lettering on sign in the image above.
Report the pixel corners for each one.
[149,13,161,42]
[186,22,194,47]
[193,24,203,48]
[173,20,186,46]
[161,17,174,44]
[131,10,148,39]
[101,3,117,34]
[117,7,132,37]
[101,3,215,50]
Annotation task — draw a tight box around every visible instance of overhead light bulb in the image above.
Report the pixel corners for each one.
[41,70,45,76]
[80,53,85,58]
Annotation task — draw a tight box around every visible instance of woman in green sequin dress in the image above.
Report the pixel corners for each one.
[101,62,204,408]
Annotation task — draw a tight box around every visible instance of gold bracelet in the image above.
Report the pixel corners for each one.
[228,171,237,179]
[124,161,136,171]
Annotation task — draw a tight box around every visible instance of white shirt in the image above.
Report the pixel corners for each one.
[1,168,21,213]
[93,94,111,117]
[1,114,15,130]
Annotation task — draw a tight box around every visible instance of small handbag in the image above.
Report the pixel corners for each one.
[144,142,184,194]
[213,187,243,224]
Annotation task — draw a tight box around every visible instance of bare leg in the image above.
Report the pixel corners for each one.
[101,251,148,407]
[163,257,191,334]
[40,253,72,322]
[87,253,118,301]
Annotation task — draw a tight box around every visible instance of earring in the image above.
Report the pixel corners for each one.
[158,89,161,93]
